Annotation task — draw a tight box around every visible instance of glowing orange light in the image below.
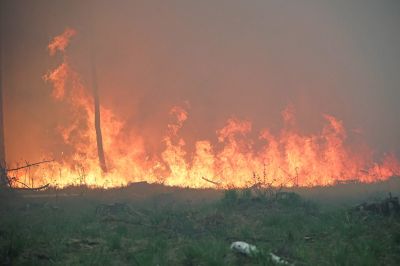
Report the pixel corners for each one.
[12,28,400,189]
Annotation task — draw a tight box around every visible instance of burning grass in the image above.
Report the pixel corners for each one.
[1,180,400,265]
[8,27,400,189]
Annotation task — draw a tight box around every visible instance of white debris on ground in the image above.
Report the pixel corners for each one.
[230,241,292,265]
[269,252,291,265]
[230,241,258,256]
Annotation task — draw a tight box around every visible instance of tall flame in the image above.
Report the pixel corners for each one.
[12,28,400,189]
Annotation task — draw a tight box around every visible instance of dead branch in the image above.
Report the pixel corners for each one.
[7,159,54,172]
[13,179,50,191]
[202,176,220,186]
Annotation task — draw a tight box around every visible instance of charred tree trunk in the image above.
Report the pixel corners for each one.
[0,2,8,187]
[90,40,107,173]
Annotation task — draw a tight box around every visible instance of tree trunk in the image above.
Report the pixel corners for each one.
[90,40,107,173]
[0,1,8,187]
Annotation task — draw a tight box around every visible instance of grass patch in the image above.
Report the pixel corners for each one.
[1,187,400,265]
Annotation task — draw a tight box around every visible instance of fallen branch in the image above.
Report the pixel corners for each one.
[202,176,220,186]
[14,182,50,191]
[10,176,49,190]
[7,159,54,172]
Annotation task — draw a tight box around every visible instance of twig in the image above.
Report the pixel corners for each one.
[7,159,54,172]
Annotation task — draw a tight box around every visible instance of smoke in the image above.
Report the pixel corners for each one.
[2,0,400,166]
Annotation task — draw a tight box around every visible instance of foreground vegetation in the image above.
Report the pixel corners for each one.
[1,184,400,265]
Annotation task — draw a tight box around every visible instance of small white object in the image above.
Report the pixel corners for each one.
[230,241,258,256]
[269,252,291,265]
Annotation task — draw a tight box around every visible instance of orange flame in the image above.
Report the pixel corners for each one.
[12,28,400,189]
[43,62,69,100]
[47,27,76,56]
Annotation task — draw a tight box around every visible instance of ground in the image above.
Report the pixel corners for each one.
[1,179,400,265]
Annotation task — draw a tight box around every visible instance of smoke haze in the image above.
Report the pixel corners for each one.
[2,0,400,164]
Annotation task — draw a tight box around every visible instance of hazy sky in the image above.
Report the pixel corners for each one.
[2,0,400,162]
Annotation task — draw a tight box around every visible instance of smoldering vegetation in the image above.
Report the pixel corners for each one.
[1,177,400,265]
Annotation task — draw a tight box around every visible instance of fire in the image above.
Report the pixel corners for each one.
[47,27,76,56]
[11,28,400,189]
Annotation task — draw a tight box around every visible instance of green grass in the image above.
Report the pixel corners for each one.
[0,187,400,265]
